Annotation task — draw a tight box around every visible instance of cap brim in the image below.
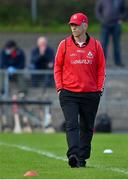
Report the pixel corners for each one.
[68,20,81,26]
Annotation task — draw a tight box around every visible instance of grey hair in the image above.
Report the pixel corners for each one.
[82,23,87,29]
[37,36,47,46]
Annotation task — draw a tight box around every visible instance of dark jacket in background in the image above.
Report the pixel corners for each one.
[30,46,55,70]
[0,48,25,69]
[95,0,127,26]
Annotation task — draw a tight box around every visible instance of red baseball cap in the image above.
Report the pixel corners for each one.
[69,13,88,26]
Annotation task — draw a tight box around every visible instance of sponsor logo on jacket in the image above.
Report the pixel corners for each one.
[71,59,92,64]
[70,53,76,57]
[77,50,85,53]
[87,51,94,58]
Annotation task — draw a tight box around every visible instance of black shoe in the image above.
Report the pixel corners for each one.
[116,63,125,67]
[79,161,86,167]
[68,155,79,168]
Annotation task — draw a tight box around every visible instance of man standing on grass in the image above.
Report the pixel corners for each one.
[54,12,106,168]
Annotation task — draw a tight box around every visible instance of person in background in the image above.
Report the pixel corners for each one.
[30,37,55,87]
[0,40,26,93]
[95,0,127,67]
[54,12,106,168]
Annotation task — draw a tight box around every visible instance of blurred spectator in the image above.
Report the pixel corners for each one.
[30,36,55,87]
[0,40,25,71]
[0,40,26,93]
[95,0,127,67]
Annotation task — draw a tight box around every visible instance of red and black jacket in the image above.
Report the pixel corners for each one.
[54,33,106,93]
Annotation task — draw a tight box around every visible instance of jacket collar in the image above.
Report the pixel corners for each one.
[71,32,90,48]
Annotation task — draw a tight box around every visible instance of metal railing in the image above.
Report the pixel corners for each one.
[0,69,128,131]
[0,70,54,133]
[99,68,128,131]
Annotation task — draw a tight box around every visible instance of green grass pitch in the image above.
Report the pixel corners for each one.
[0,133,128,179]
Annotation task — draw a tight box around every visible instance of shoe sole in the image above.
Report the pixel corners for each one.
[79,161,86,168]
[68,156,79,168]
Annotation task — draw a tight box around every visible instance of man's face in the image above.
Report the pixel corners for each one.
[38,39,47,55]
[70,23,87,37]
[5,47,15,55]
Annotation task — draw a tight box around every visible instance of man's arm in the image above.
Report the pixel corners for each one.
[0,51,5,69]
[54,40,65,92]
[30,48,41,65]
[17,50,25,69]
[95,0,104,24]
[47,47,55,69]
[119,0,128,21]
[96,40,106,93]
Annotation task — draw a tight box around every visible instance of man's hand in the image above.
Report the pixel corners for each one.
[7,66,17,75]
[118,20,122,24]
[98,91,103,96]
[48,62,53,69]
[58,90,61,96]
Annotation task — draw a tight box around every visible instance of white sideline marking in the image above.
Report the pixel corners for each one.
[0,141,128,176]
[92,165,128,175]
[0,141,67,162]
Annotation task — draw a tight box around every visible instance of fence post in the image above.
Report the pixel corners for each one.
[4,71,9,98]
[43,105,52,128]
[31,0,37,23]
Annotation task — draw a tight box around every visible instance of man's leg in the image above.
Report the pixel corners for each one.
[79,93,100,166]
[112,23,122,66]
[101,25,110,58]
[59,91,79,164]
